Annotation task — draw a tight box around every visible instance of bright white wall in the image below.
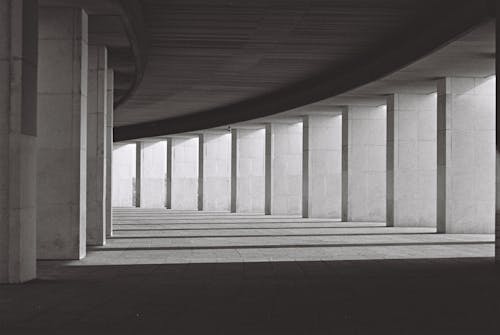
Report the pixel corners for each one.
[342,106,386,222]
[437,76,495,233]
[141,141,167,208]
[171,137,199,210]
[269,122,303,215]
[387,93,436,227]
[112,143,136,207]
[236,128,265,213]
[203,133,231,211]
[303,114,342,218]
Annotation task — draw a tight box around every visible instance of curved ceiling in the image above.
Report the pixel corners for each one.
[114,0,495,141]
[41,0,148,108]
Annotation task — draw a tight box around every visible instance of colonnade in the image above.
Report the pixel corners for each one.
[0,0,498,285]
[1,3,114,282]
[113,76,496,237]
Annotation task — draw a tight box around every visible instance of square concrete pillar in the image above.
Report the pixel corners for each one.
[166,138,172,209]
[341,106,386,222]
[265,122,303,215]
[231,128,266,213]
[200,132,231,211]
[111,143,136,207]
[134,142,141,207]
[437,77,495,233]
[37,7,88,260]
[302,114,342,218]
[86,45,107,246]
[197,134,204,210]
[230,129,238,213]
[140,140,167,208]
[105,69,113,236]
[264,124,273,215]
[497,17,500,262]
[171,136,199,210]
[386,94,437,227]
[0,0,38,283]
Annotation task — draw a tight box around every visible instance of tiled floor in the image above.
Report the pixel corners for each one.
[0,208,498,334]
[86,208,494,265]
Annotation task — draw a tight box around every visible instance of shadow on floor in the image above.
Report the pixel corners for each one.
[1,257,498,335]
[92,241,493,252]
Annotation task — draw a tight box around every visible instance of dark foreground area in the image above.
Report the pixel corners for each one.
[1,257,498,335]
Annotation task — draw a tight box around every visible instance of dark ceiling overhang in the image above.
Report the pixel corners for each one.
[39,0,149,108]
[114,0,495,141]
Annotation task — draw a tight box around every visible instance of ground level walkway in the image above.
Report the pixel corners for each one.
[0,208,497,334]
[89,208,494,265]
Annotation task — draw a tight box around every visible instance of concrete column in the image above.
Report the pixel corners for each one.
[386,94,437,227]
[111,143,136,207]
[497,16,499,262]
[201,132,231,211]
[264,124,274,215]
[437,77,495,233]
[140,140,167,208]
[105,69,113,236]
[86,45,107,246]
[233,128,266,213]
[135,142,141,207]
[341,112,348,222]
[166,139,172,209]
[341,106,386,222]
[265,122,303,215]
[197,134,204,210]
[0,0,38,283]
[171,136,199,210]
[230,129,238,213]
[302,114,342,218]
[37,7,88,260]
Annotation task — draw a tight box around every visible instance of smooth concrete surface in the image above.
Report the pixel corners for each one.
[265,123,303,215]
[0,0,38,283]
[2,260,497,335]
[342,106,386,222]
[139,140,167,208]
[135,142,141,207]
[387,94,437,227]
[102,208,492,263]
[437,77,496,233]
[497,21,499,260]
[166,139,172,209]
[111,2,495,141]
[111,143,136,207]
[171,137,199,210]
[302,114,342,218]
[232,128,265,213]
[86,45,107,246]
[230,129,237,212]
[197,135,203,210]
[200,132,231,211]
[37,7,88,260]
[105,69,114,237]
[2,209,495,333]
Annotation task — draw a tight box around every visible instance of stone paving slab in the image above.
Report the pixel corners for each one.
[77,209,496,266]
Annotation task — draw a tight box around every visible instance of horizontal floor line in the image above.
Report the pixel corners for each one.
[109,232,436,239]
[112,226,389,231]
[91,241,493,252]
[113,217,350,225]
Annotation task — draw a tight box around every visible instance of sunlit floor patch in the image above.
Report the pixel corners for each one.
[58,208,494,266]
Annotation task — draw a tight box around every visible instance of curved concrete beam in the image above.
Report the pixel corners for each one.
[39,0,149,108]
[114,0,494,141]
[113,0,149,108]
